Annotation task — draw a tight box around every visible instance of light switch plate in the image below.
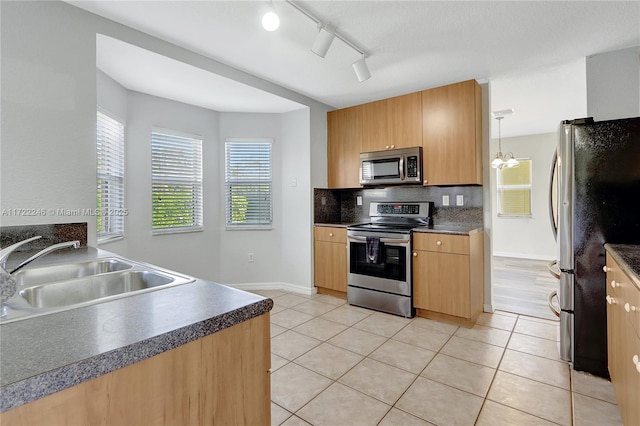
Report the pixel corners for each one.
[442,195,450,206]
[456,195,464,206]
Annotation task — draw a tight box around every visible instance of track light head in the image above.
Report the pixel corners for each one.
[262,3,280,31]
[311,26,335,58]
[352,55,371,82]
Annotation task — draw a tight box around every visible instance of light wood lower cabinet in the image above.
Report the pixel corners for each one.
[412,231,483,325]
[314,226,347,295]
[1,314,271,426]
[605,252,640,426]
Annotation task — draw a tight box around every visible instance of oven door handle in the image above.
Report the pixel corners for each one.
[348,236,408,244]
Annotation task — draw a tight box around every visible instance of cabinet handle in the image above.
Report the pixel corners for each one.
[329,233,334,237]
[390,144,395,149]
[423,179,428,185]
[611,280,619,288]
[436,241,442,246]
[413,252,417,257]
[385,145,390,150]
[603,266,611,273]
[633,355,640,373]
[624,303,637,313]
[606,295,613,304]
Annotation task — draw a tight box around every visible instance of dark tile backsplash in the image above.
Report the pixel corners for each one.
[0,223,88,251]
[315,186,482,226]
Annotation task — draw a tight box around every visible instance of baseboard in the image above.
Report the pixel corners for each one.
[483,303,495,313]
[492,251,556,261]
[225,282,317,296]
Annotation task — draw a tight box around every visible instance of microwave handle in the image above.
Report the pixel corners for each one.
[399,156,405,180]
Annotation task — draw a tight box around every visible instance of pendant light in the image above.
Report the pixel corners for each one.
[491,109,519,169]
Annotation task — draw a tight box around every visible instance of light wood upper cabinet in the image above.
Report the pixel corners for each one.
[421,79,482,186]
[361,92,422,152]
[314,226,347,293]
[327,106,362,188]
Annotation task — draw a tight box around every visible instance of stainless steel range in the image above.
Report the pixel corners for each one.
[347,202,433,318]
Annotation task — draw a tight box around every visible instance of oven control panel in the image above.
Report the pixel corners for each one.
[376,204,421,215]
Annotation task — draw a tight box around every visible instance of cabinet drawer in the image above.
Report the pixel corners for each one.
[314,226,347,243]
[413,233,469,255]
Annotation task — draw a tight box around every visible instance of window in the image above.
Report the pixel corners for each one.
[497,158,532,216]
[96,110,125,241]
[225,139,273,229]
[151,129,203,234]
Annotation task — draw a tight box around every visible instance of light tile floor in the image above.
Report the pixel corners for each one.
[252,290,622,426]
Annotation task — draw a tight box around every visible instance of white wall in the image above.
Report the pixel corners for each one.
[490,132,557,260]
[281,108,313,291]
[587,46,640,121]
[1,1,97,240]
[2,1,330,290]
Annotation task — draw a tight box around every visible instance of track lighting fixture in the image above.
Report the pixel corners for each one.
[311,26,335,58]
[352,55,371,82]
[266,0,371,82]
[261,2,280,32]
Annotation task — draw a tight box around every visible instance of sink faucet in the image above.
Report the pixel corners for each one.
[0,236,81,304]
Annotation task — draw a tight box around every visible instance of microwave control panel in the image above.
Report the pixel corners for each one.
[406,156,418,178]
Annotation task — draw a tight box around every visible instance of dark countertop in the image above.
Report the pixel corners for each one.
[604,243,640,291]
[0,248,272,412]
[314,222,482,236]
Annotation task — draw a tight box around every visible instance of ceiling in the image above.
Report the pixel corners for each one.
[70,1,639,134]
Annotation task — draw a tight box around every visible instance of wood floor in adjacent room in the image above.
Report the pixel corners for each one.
[492,256,559,321]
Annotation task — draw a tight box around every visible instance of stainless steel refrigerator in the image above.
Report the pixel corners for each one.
[549,116,640,378]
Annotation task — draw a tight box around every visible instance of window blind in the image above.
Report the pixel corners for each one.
[97,110,125,240]
[225,140,272,228]
[497,159,532,216]
[151,130,203,234]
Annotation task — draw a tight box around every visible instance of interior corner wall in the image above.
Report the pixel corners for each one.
[217,113,284,285]
[281,108,313,290]
[586,46,640,121]
[490,132,557,260]
[1,1,98,243]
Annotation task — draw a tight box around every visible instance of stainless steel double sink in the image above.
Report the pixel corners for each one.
[1,257,195,323]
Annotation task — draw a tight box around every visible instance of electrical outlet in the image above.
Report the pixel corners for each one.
[357,196,363,206]
[456,195,464,206]
[248,253,254,262]
[442,195,450,206]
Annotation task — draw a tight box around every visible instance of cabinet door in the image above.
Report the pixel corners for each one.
[328,106,362,188]
[422,80,482,186]
[361,99,389,152]
[361,93,422,152]
[314,240,347,292]
[413,250,470,317]
[388,92,422,150]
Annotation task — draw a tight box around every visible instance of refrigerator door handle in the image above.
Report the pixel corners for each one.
[558,122,574,271]
[548,290,561,318]
[549,149,558,241]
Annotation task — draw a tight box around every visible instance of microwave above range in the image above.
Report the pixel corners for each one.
[359,147,422,186]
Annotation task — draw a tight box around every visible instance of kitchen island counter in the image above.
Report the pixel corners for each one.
[0,247,272,413]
